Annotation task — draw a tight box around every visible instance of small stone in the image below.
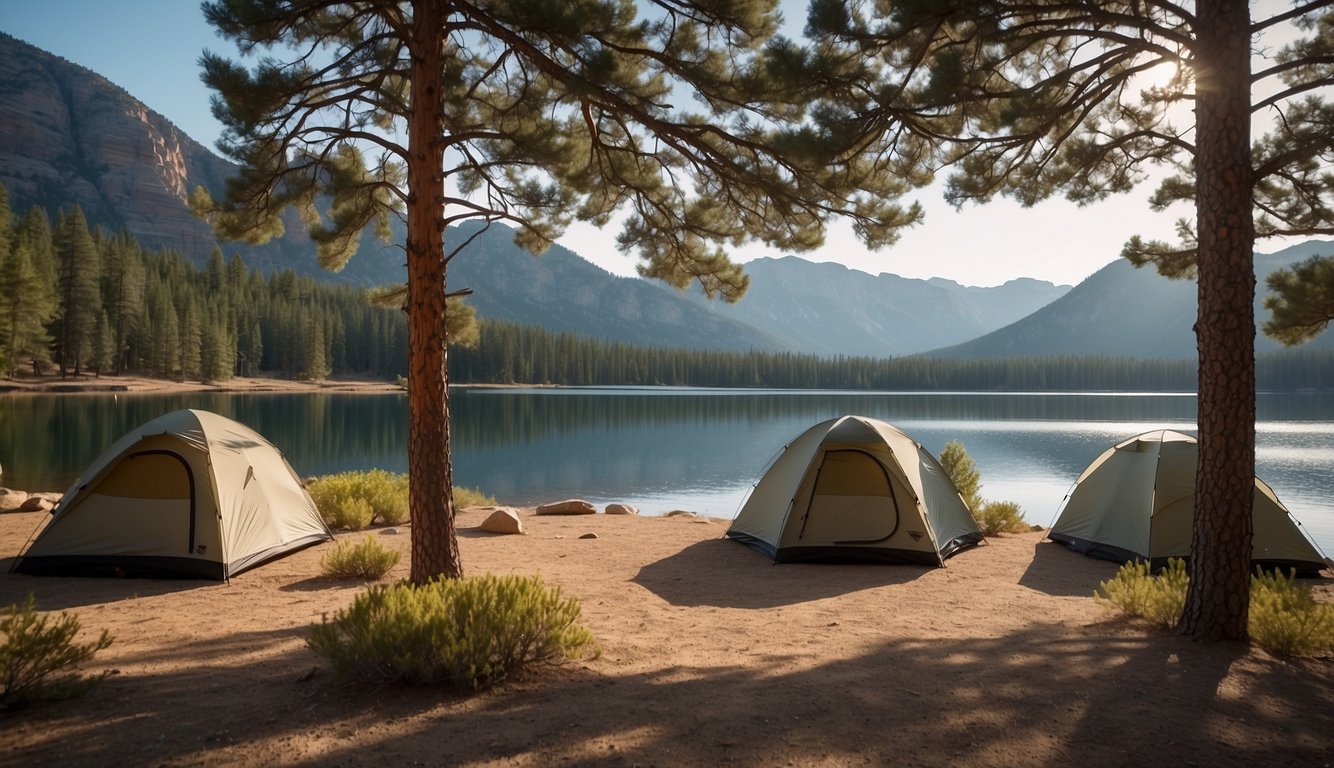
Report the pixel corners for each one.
[578,532,598,540]
[604,503,638,516]
[18,495,54,513]
[378,527,401,536]
[665,510,697,518]
[535,499,597,516]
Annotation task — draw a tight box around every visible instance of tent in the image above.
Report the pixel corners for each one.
[1048,429,1330,576]
[13,409,333,580]
[726,415,983,565]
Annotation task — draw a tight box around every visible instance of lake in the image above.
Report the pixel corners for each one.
[2,387,1332,555]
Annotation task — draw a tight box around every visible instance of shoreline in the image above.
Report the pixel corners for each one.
[0,374,554,396]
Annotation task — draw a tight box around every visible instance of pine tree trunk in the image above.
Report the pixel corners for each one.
[406,0,462,584]
[1180,0,1254,642]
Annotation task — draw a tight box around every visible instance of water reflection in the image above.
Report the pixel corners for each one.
[2,388,1331,553]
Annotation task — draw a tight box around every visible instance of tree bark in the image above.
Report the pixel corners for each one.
[406,0,462,583]
[1180,0,1254,641]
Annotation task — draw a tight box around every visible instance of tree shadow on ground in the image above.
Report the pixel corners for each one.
[633,538,933,609]
[0,571,213,610]
[1018,539,1121,597]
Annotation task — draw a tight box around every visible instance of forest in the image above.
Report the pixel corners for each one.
[2,186,1329,392]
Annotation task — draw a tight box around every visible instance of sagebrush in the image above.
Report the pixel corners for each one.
[1,595,113,709]
[308,573,598,689]
[308,469,497,530]
[320,536,401,580]
[1094,558,1334,657]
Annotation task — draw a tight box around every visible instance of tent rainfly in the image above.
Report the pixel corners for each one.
[726,415,983,565]
[12,409,332,580]
[1048,429,1330,576]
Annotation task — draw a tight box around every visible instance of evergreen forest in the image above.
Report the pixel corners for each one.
[1,186,1329,392]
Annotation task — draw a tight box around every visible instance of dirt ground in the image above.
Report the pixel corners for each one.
[2,505,1332,768]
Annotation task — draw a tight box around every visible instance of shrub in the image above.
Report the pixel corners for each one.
[1,595,113,709]
[454,486,497,508]
[1248,568,1334,657]
[938,440,1028,535]
[975,500,1031,537]
[307,573,599,690]
[938,440,982,511]
[1093,558,1189,628]
[308,470,407,529]
[320,537,401,580]
[310,471,497,529]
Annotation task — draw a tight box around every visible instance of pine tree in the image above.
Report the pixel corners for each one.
[53,207,102,377]
[196,0,910,584]
[805,0,1333,641]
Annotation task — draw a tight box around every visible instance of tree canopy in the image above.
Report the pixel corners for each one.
[794,0,1333,641]
[195,0,919,583]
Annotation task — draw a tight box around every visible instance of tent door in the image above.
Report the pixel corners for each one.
[103,449,198,554]
[796,449,901,544]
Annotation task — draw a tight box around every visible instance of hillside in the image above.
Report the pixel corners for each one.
[695,257,1070,356]
[929,240,1334,358]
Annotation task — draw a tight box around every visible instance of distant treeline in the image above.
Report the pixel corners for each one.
[450,320,1333,391]
[2,185,1330,390]
[0,188,406,381]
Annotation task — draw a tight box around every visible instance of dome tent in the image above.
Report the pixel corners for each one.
[13,409,332,580]
[1048,429,1329,576]
[727,415,983,565]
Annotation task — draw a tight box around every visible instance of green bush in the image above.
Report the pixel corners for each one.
[307,573,599,690]
[939,440,1028,535]
[2,595,113,709]
[1094,558,1189,628]
[975,500,1031,537]
[1095,560,1334,657]
[454,486,497,508]
[320,537,401,580]
[1249,568,1334,657]
[308,470,407,529]
[938,440,982,511]
[309,471,497,530]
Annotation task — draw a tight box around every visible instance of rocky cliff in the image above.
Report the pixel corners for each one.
[0,32,232,260]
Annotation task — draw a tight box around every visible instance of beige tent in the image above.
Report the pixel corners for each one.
[13,409,332,580]
[727,416,983,565]
[1049,429,1330,576]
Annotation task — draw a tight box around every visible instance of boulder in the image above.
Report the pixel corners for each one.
[19,495,55,513]
[578,532,599,540]
[0,488,29,513]
[665,510,698,518]
[534,499,597,516]
[478,507,525,535]
[604,503,638,516]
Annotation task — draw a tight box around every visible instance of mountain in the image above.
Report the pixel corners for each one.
[0,32,403,284]
[446,222,789,352]
[692,257,1070,356]
[928,239,1334,358]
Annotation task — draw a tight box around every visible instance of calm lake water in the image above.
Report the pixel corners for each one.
[3,388,1332,555]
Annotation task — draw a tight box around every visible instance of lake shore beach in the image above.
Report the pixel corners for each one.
[2,506,1332,767]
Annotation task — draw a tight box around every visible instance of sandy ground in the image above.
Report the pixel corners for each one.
[2,506,1332,768]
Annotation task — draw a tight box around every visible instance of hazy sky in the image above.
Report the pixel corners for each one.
[1,1,1311,287]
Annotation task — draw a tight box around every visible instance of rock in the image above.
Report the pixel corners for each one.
[578,532,599,540]
[478,508,525,535]
[378,527,402,536]
[534,499,597,516]
[19,495,54,513]
[665,510,698,518]
[604,503,638,516]
[0,488,29,513]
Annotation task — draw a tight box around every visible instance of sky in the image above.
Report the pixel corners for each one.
[0,1,1314,288]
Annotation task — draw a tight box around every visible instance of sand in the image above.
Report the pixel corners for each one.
[2,506,1332,768]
